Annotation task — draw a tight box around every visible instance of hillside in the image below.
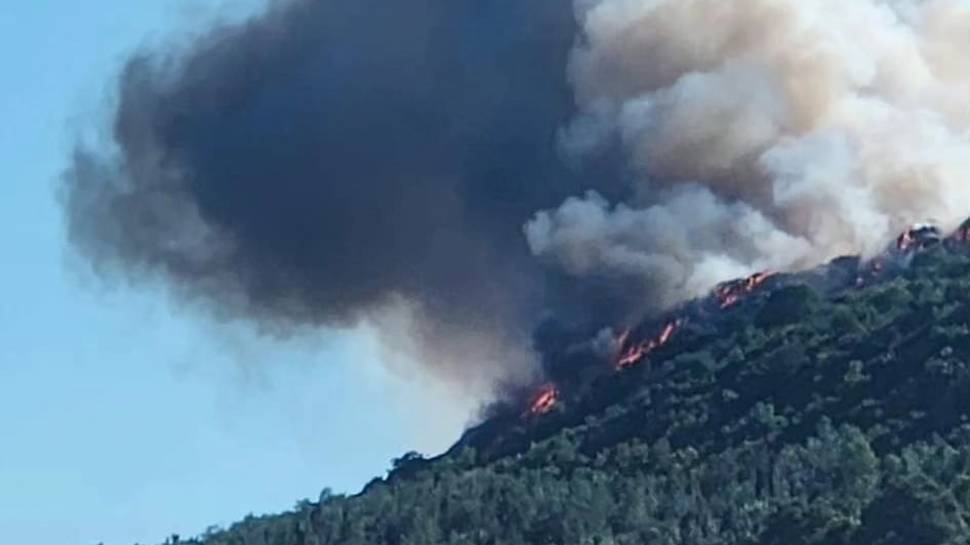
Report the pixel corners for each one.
[167,228,970,545]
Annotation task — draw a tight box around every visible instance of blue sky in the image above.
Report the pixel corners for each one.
[0,2,471,544]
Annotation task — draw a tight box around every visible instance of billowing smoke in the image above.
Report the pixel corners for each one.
[64,0,970,395]
[528,0,970,308]
[62,0,612,393]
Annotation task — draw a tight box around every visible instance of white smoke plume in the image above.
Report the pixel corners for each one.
[528,0,970,308]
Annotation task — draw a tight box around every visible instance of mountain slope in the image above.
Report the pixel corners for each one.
[167,241,970,545]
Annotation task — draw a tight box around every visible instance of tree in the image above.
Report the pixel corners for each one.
[755,285,822,328]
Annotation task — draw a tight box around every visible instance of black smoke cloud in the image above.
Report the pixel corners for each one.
[63,0,627,388]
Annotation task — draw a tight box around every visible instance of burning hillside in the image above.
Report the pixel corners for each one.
[61,0,970,541]
[515,218,970,424]
[218,220,970,545]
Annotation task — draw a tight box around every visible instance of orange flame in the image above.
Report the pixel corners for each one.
[528,384,559,416]
[715,271,775,309]
[616,319,684,369]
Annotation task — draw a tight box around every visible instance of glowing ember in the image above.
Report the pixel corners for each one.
[528,385,559,416]
[714,271,775,309]
[616,319,684,369]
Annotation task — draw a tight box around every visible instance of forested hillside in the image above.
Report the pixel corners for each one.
[164,240,970,545]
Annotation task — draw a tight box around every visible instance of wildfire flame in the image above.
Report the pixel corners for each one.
[714,271,775,309]
[520,218,970,422]
[527,384,559,416]
[616,319,684,369]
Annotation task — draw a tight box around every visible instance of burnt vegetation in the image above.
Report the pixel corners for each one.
[164,234,970,545]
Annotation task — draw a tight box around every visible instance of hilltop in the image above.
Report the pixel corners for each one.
[163,224,970,545]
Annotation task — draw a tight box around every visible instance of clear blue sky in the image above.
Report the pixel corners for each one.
[0,2,471,544]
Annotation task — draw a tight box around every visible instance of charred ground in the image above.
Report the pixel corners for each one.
[161,228,970,545]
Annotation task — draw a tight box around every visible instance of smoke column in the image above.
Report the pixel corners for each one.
[528,0,970,308]
[63,0,970,394]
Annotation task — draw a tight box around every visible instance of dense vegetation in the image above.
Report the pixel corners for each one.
[162,245,970,545]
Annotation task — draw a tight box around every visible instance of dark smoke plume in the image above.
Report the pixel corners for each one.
[63,0,622,390]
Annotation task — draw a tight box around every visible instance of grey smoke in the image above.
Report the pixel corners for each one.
[63,0,627,393]
[529,0,970,308]
[64,0,970,394]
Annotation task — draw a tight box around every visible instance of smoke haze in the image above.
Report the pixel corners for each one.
[63,0,970,394]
